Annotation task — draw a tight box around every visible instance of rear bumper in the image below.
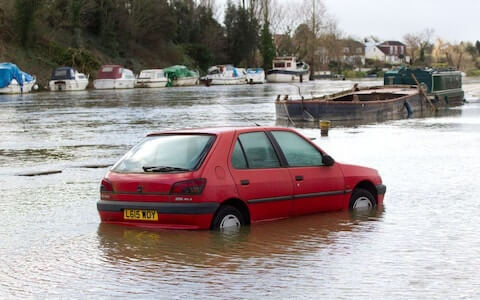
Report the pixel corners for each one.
[97,200,219,214]
[97,200,219,230]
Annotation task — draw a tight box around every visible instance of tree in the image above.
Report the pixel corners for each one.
[275,27,295,56]
[293,23,314,60]
[403,28,434,65]
[15,0,43,47]
[292,0,340,76]
[224,1,259,66]
[298,0,327,74]
[259,20,275,70]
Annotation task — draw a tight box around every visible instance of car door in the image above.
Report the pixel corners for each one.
[228,131,293,222]
[269,130,346,216]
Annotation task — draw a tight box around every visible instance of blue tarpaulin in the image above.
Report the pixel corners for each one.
[0,62,34,88]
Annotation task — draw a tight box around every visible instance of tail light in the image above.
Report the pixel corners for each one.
[100,179,113,192]
[170,178,206,195]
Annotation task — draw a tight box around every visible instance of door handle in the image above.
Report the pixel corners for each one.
[240,179,250,185]
[295,175,304,181]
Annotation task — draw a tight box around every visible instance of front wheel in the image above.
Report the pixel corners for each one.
[349,188,376,210]
[211,205,245,230]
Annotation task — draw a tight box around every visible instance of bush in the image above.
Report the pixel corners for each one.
[466,69,480,77]
[342,70,366,78]
[38,41,100,76]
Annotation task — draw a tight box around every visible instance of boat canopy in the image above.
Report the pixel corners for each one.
[51,67,75,80]
[0,62,34,88]
[164,65,198,79]
[97,65,123,79]
[247,68,263,74]
[207,65,242,77]
[384,67,462,93]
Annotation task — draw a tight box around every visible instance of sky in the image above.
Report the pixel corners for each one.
[322,0,480,43]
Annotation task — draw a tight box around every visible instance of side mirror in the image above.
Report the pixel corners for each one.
[322,155,335,167]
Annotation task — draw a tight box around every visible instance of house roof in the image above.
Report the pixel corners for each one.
[379,41,405,47]
[340,39,365,48]
[377,41,406,55]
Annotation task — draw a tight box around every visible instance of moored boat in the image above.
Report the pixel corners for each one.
[276,85,446,123]
[163,65,199,87]
[49,67,89,91]
[135,69,167,88]
[276,67,465,124]
[246,68,265,84]
[93,65,135,89]
[0,62,36,94]
[266,57,310,83]
[202,65,247,85]
[384,67,464,106]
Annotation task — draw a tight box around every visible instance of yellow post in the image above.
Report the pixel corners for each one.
[319,120,331,136]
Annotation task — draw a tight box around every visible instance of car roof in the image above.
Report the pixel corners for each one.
[146,126,297,136]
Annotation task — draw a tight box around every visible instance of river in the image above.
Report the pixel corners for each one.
[1,78,480,298]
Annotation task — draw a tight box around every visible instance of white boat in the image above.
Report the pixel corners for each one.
[49,67,89,91]
[93,65,135,89]
[246,68,265,84]
[0,62,36,94]
[266,57,310,83]
[202,65,247,85]
[135,69,167,88]
[164,65,199,87]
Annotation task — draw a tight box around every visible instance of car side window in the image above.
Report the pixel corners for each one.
[231,141,248,169]
[271,131,323,167]
[236,132,280,168]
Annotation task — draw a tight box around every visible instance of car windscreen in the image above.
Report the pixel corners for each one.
[112,134,215,173]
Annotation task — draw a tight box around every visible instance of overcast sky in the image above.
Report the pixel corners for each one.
[322,0,479,43]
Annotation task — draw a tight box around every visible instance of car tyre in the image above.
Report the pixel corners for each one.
[212,205,245,230]
[349,188,376,210]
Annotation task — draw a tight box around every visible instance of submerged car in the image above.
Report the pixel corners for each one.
[97,127,386,230]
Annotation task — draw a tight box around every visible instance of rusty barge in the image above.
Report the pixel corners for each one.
[275,68,464,124]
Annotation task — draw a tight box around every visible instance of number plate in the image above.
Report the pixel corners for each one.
[124,209,158,221]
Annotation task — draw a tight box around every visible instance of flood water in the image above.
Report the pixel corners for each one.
[1,78,480,298]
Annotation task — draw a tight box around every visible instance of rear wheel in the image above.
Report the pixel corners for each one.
[349,188,376,210]
[212,205,245,230]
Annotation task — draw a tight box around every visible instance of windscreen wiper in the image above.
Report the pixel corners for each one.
[142,166,191,173]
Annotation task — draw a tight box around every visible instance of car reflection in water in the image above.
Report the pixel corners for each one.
[96,206,384,269]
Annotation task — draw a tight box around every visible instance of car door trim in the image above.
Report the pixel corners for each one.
[247,189,349,204]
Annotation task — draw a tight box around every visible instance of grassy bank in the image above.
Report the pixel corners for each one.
[467,69,480,77]
[0,39,184,89]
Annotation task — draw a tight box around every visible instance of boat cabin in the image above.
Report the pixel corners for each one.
[138,69,165,80]
[51,67,87,81]
[96,65,134,80]
[272,57,298,70]
[384,68,462,94]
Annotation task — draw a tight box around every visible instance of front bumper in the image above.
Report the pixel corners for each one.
[376,184,387,205]
[97,200,220,230]
[376,184,386,195]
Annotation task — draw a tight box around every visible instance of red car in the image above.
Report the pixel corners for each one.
[97,127,386,230]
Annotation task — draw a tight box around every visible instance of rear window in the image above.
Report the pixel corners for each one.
[112,134,215,173]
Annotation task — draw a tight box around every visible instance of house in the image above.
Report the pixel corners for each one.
[366,41,410,64]
[340,39,366,66]
[315,39,366,68]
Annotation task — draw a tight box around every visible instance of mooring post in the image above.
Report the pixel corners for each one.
[320,120,331,137]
